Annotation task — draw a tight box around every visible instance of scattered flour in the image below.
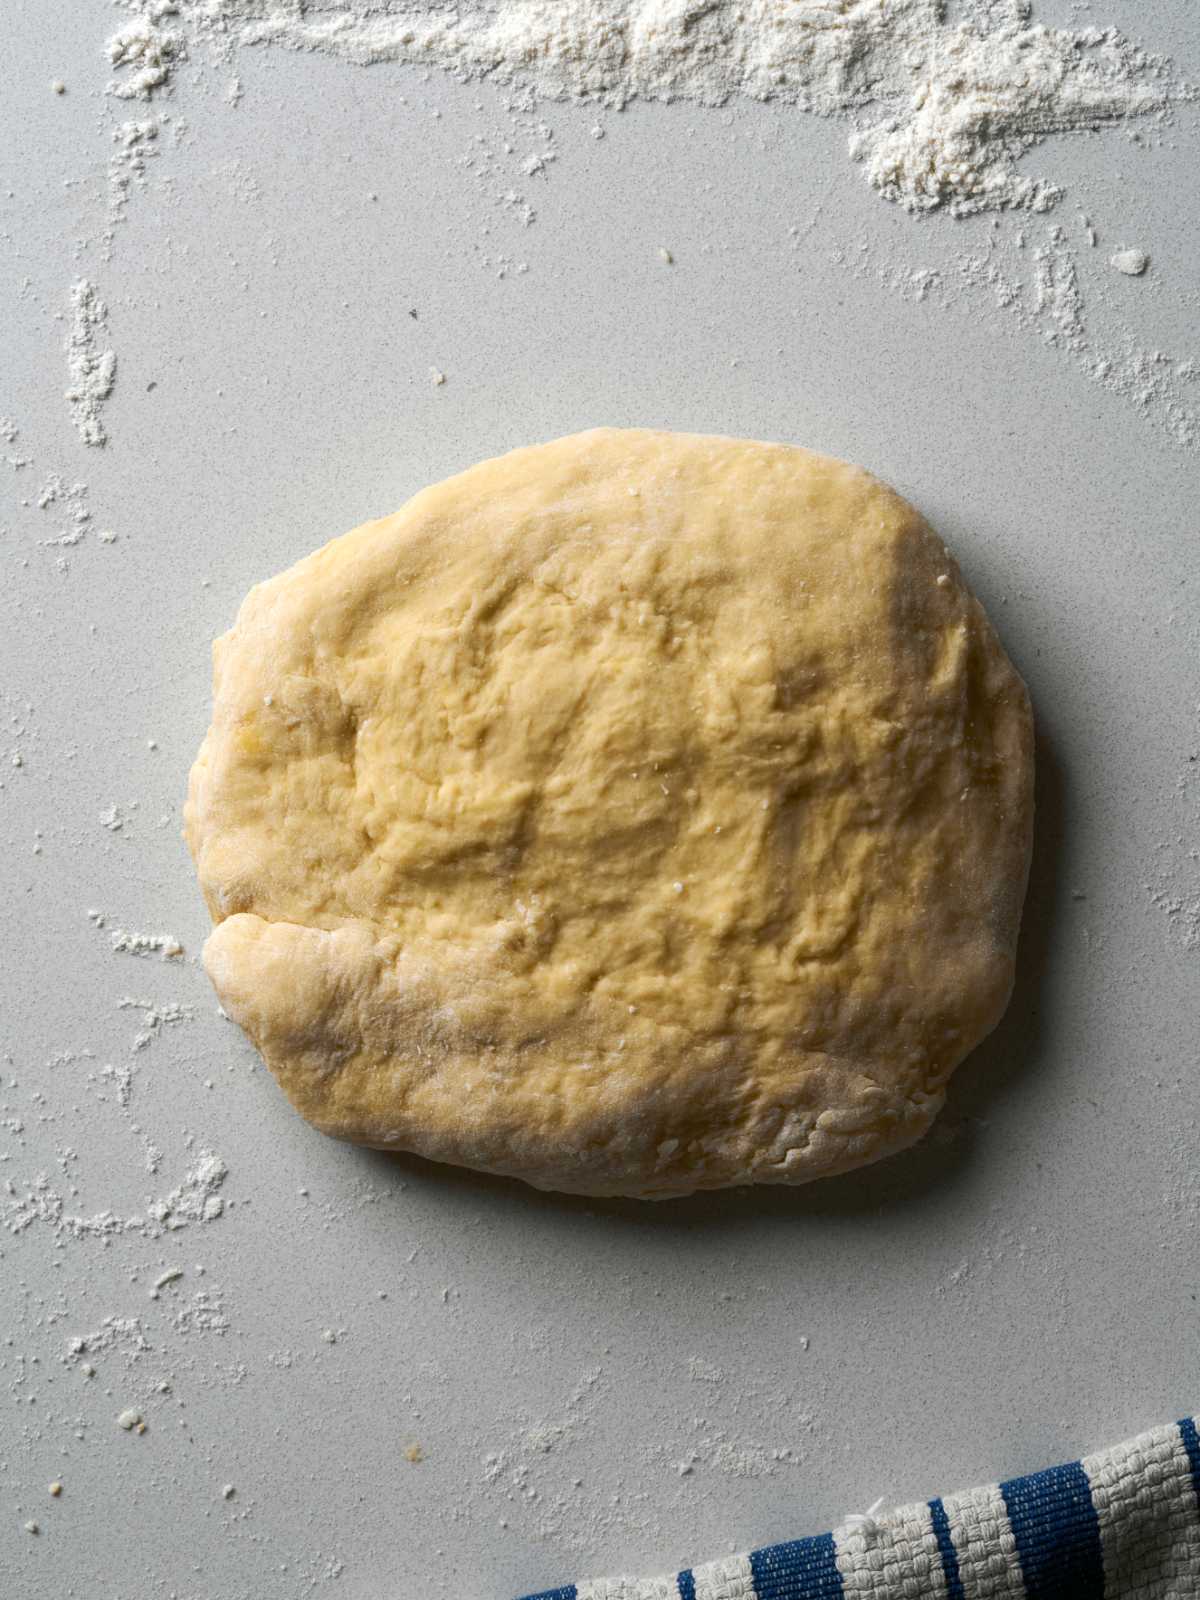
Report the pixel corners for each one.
[1147,887,1200,951]
[108,0,1188,216]
[95,1,1195,454]
[89,906,186,960]
[107,117,163,251]
[174,1289,231,1333]
[706,1438,800,1477]
[109,929,185,958]
[118,995,196,1050]
[1146,742,1200,952]
[4,1152,228,1240]
[99,1058,137,1109]
[153,1154,229,1227]
[68,1316,151,1365]
[65,279,117,446]
[35,472,92,546]
[841,224,1200,451]
[687,1357,725,1385]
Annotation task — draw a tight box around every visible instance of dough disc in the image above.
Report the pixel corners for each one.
[185,429,1033,1197]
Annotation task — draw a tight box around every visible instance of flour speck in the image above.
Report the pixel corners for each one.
[1111,249,1150,276]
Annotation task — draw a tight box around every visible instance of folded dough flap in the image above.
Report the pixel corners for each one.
[203,914,398,1064]
[203,914,501,1082]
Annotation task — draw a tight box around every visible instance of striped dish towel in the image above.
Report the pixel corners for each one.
[518,1414,1200,1599]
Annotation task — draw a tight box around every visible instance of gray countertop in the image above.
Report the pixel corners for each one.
[2,4,1198,1597]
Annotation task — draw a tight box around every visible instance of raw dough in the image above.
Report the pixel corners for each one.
[185,429,1033,1198]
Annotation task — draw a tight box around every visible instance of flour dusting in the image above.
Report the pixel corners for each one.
[65,279,117,446]
[96,0,1199,453]
[108,0,1188,216]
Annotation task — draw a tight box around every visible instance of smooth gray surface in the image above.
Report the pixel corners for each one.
[2,4,1198,1597]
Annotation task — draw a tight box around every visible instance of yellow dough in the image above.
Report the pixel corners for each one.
[185,429,1033,1198]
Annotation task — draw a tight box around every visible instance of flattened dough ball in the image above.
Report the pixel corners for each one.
[185,429,1033,1198]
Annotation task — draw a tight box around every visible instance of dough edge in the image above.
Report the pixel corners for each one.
[203,908,951,1199]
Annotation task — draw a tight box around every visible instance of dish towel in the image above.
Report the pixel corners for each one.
[518,1414,1200,1599]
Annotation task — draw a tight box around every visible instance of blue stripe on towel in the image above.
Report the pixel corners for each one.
[675,1568,697,1600]
[1000,1459,1103,1598]
[928,1496,965,1600]
[518,1587,576,1600]
[749,1530,843,1598]
[1179,1415,1200,1505]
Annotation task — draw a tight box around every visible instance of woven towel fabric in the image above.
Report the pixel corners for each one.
[517,1415,1200,1600]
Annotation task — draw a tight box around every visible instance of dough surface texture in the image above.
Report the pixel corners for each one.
[186,429,1033,1197]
